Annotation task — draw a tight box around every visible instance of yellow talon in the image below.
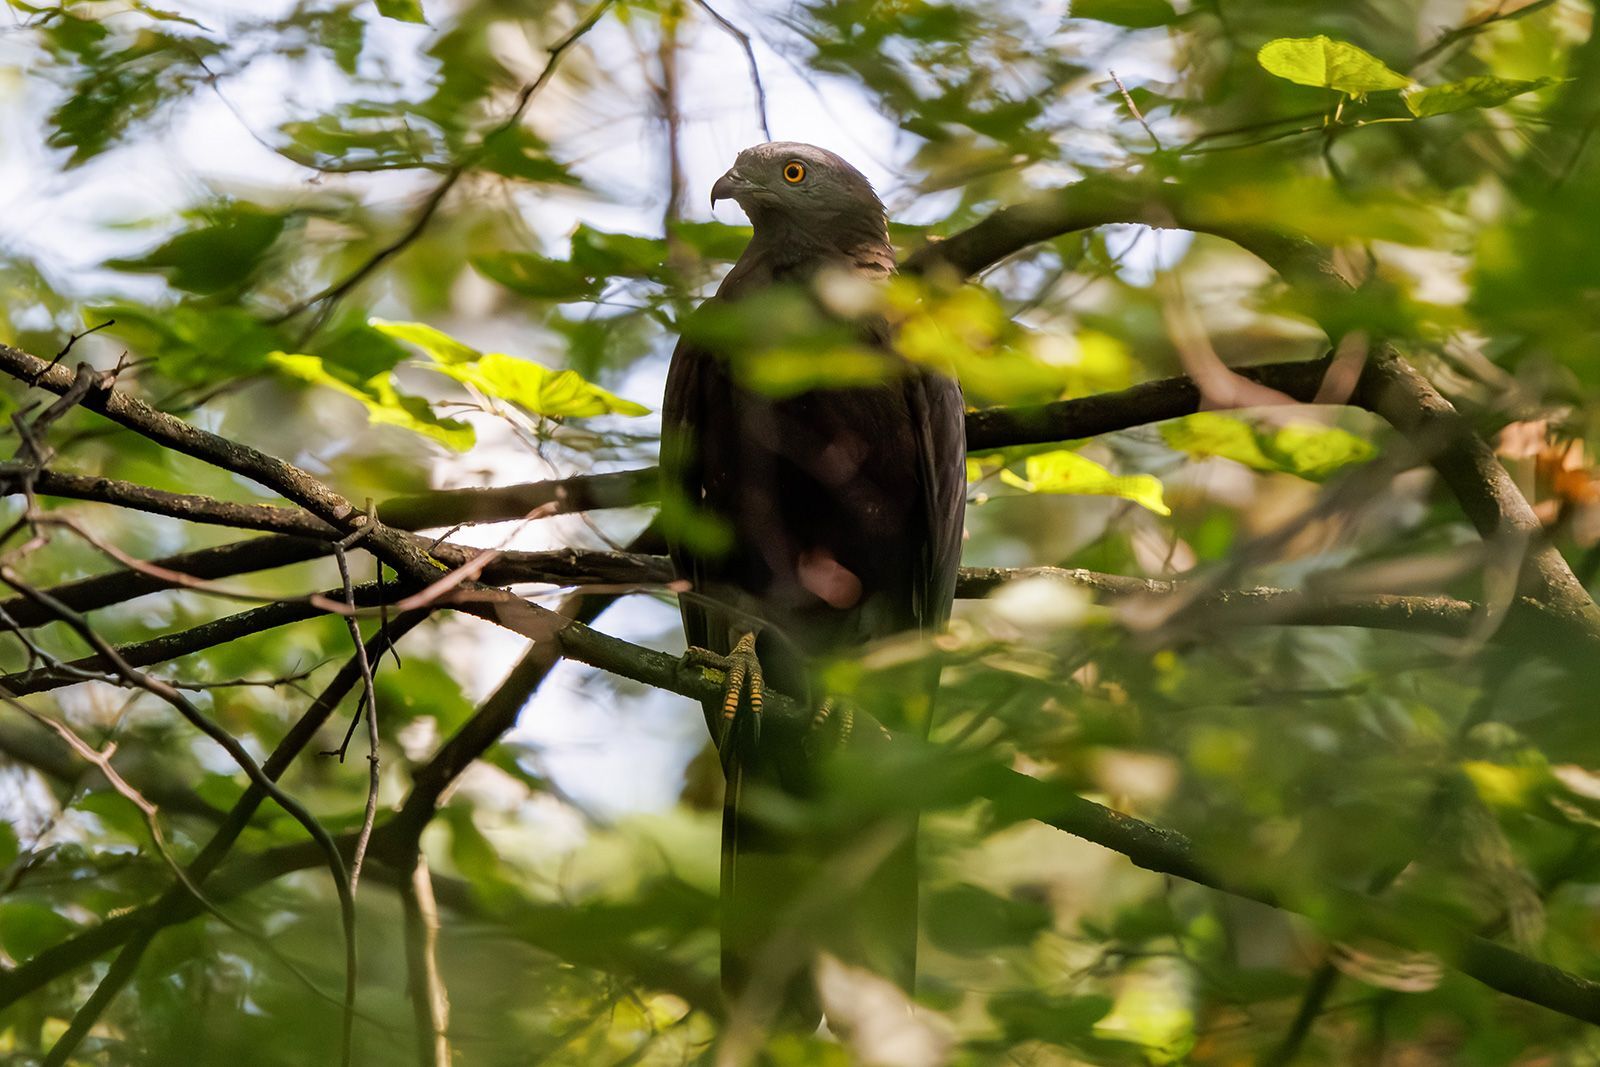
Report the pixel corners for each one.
[682,631,764,762]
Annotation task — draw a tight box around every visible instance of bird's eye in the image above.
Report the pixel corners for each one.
[783,161,806,184]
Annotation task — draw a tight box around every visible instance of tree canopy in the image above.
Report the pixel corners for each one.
[2,0,1600,1064]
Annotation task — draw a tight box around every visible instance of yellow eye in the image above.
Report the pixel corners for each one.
[783,161,806,184]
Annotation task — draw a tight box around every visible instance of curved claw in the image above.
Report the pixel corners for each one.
[682,631,764,768]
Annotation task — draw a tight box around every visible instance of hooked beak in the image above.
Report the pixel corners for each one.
[710,167,755,208]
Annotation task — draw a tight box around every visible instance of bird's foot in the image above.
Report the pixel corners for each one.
[804,697,853,758]
[683,631,764,768]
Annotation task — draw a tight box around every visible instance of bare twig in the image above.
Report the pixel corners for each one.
[270,0,616,332]
[2,574,362,1067]
[0,685,359,1016]
[0,611,429,1043]
[1412,0,1559,66]
[691,0,773,141]
[401,853,452,1067]
[1109,69,1162,149]
[334,543,382,896]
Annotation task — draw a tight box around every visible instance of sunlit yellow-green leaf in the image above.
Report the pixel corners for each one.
[966,455,1005,483]
[1000,450,1170,515]
[369,318,479,364]
[1160,412,1276,470]
[268,352,474,450]
[737,345,896,397]
[1462,760,1545,810]
[1257,36,1409,97]
[426,352,649,418]
[1269,422,1376,479]
[1403,76,1555,118]
[1092,958,1196,1064]
[1161,413,1375,481]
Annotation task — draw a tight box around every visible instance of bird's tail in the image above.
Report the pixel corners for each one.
[719,720,919,1032]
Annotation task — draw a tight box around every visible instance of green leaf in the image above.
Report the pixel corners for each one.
[92,303,285,382]
[425,352,649,418]
[369,318,480,364]
[0,902,77,961]
[476,125,575,183]
[1069,0,1177,29]
[668,220,752,261]
[1403,76,1555,118]
[926,883,1053,952]
[999,450,1171,515]
[1268,422,1377,479]
[375,0,426,23]
[570,225,668,279]
[1257,36,1410,97]
[472,252,601,301]
[268,352,474,450]
[1159,412,1276,470]
[1161,412,1376,481]
[372,318,648,418]
[105,204,285,295]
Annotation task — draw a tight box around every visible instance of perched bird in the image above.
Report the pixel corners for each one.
[660,142,966,1026]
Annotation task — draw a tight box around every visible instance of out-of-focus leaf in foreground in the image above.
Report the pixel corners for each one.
[1000,450,1171,514]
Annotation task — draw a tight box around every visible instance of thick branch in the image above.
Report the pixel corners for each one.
[902,173,1346,291]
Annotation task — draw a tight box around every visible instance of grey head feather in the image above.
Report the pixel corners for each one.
[711,143,891,274]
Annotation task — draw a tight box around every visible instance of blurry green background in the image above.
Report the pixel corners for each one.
[2,0,1600,1063]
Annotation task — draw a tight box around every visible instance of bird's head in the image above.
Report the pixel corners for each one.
[710,142,886,238]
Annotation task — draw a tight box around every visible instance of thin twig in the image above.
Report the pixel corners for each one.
[3,574,361,1067]
[0,686,362,1016]
[1109,69,1162,149]
[270,0,617,332]
[691,0,772,141]
[335,543,382,896]
[401,853,452,1067]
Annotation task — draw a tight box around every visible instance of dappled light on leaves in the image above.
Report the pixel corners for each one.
[1,0,1599,1064]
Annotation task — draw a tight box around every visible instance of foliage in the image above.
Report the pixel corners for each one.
[0,0,1599,1065]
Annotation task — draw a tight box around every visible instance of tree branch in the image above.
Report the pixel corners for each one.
[415,595,1600,1029]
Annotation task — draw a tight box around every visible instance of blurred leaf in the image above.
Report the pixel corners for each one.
[268,352,474,449]
[0,901,77,961]
[669,220,752,261]
[1161,413,1375,480]
[477,125,575,183]
[473,252,601,301]
[926,883,1052,952]
[278,102,440,171]
[369,317,479,364]
[375,0,426,23]
[373,318,647,417]
[44,24,219,167]
[1069,0,1177,29]
[570,225,667,279]
[105,203,285,295]
[1403,76,1555,118]
[1257,36,1410,97]
[1000,450,1171,515]
[74,790,149,844]
[1268,422,1377,479]
[737,345,897,396]
[988,991,1116,1047]
[426,353,650,418]
[92,303,285,382]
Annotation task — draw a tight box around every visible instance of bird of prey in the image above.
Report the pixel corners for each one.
[661,142,966,1026]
